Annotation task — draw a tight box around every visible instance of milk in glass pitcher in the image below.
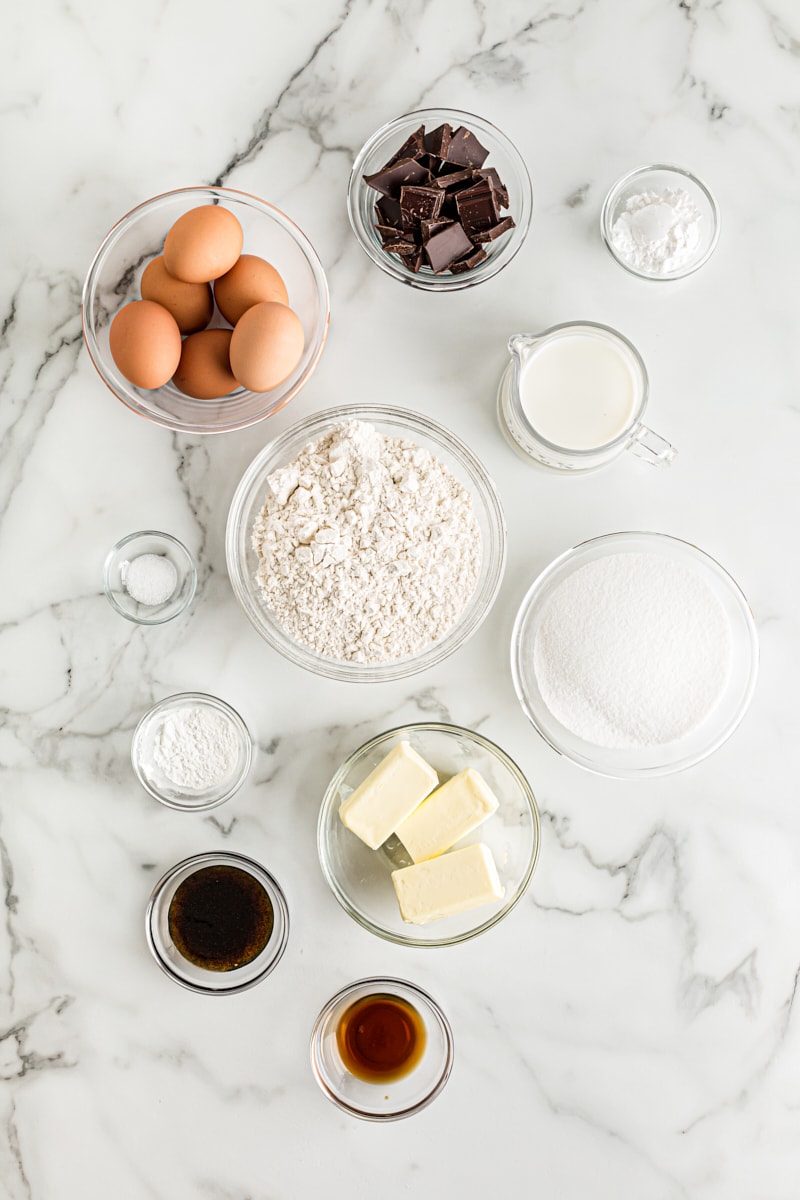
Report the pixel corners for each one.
[497,321,676,471]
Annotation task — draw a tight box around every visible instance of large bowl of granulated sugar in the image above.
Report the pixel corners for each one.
[511,532,758,778]
[226,405,506,682]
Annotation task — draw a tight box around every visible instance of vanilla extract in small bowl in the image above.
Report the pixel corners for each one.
[146,852,290,994]
[310,977,453,1120]
[336,993,427,1083]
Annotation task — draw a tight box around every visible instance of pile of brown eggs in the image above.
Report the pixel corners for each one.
[109,206,305,400]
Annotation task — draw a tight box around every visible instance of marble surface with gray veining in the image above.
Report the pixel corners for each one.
[2,1,800,1196]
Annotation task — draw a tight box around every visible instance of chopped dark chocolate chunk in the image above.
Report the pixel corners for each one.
[381,237,418,255]
[432,167,477,191]
[449,246,488,273]
[420,218,453,241]
[399,185,445,222]
[455,182,500,238]
[425,221,474,273]
[386,125,426,166]
[375,195,402,227]
[443,125,490,168]
[362,118,514,275]
[478,167,510,208]
[399,246,424,273]
[472,215,516,243]
[423,123,453,157]
[363,157,429,198]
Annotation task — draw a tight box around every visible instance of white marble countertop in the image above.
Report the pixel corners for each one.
[3,2,799,1196]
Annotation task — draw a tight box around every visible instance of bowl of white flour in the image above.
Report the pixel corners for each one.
[511,532,758,777]
[226,405,506,681]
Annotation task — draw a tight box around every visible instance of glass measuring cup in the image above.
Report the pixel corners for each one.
[497,321,676,471]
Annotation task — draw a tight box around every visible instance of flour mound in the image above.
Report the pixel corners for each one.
[251,421,482,663]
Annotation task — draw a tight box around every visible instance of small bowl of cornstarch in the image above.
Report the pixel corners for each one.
[104,530,197,624]
[601,164,720,281]
[131,692,253,811]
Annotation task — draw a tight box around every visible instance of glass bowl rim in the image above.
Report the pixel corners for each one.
[600,163,720,281]
[103,529,197,625]
[347,106,533,292]
[145,850,290,994]
[131,690,253,811]
[317,720,541,947]
[81,184,331,434]
[510,530,759,778]
[309,974,454,1120]
[225,402,507,682]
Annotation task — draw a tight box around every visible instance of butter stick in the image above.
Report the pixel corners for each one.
[339,741,438,850]
[395,767,499,863]
[392,843,504,925]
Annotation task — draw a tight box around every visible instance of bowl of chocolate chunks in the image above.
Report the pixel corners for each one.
[347,108,533,291]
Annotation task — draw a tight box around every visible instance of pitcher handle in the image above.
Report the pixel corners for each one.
[629,424,677,467]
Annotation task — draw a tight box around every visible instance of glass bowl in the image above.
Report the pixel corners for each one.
[104,530,197,624]
[131,692,253,811]
[600,164,720,281]
[317,723,540,947]
[146,852,289,994]
[82,186,330,434]
[225,404,507,682]
[347,107,533,291]
[310,977,453,1121]
[511,532,758,778]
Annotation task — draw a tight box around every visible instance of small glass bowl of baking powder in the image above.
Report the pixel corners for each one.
[131,692,253,811]
[600,165,720,281]
[104,530,197,625]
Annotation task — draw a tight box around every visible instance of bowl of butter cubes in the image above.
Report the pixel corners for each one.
[317,723,541,947]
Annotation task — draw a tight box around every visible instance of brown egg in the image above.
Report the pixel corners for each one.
[229,302,305,393]
[173,329,239,400]
[109,300,182,389]
[214,255,289,325]
[163,206,244,283]
[140,255,213,334]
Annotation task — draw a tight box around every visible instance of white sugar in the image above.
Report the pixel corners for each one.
[533,552,732,748]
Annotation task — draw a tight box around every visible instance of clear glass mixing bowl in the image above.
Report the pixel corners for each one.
[225,405,507,682]
[82,186,330,434]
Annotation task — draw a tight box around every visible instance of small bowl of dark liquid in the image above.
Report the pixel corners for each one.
[146,852,289,994]
[310,977,453,1120]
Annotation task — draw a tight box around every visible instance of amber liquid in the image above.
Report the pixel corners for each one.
[336,994,426,1083]
[168,865,274,972]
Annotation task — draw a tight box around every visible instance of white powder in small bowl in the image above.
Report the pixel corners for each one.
[533,552,732,749]
[611,187,702,275]
[153,706,240,791]
[121,553,178,606]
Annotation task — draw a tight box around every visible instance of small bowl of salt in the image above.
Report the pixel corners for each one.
[600,164,720,281]
[131,692,253,811]
[104,530,197,625]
